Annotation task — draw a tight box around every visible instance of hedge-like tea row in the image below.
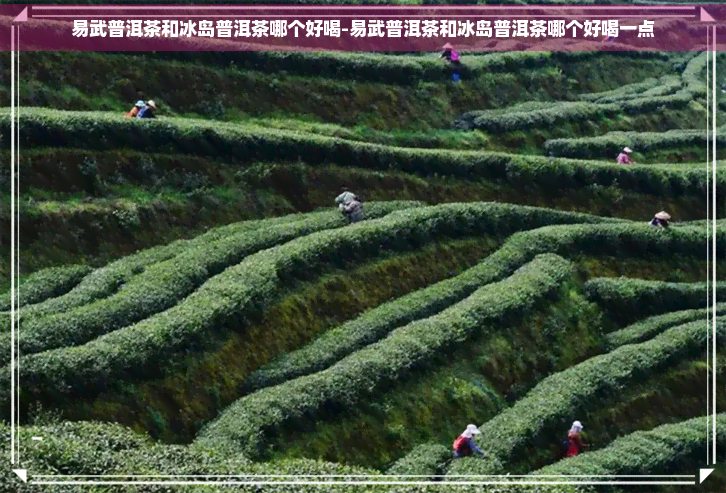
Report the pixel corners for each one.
[534,413,726,478]
[0,206,412,366]
[3,109,723,201]
[584,277,726,327]
[606,302,726,349]
[195,254,576,460]
[454,49,700,135]
[444,317,726,477]
[0,264,91,313]
[10,211,326,324]
[386,443,452,479]
[245,222,724,394]
[1,421,393,493]
[458,102,622,134]
[544,128,726,160]
[0,203,589,413]
[578,77,663,102]
[681,51,708,97]
[241,211,622,394]
[127,50,668,87]
[456,87,693,134]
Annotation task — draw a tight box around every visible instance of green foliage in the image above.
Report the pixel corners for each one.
[7,212,321,324]
[535,413,726,478]
[544,128,726,160]
[457,102,622,134]
[126,51,665,87]
[584,277,726,326]
[0,264,91,312]
[0,209,388,366]
[386,443,452,478]
[245,223,721,399]
[2,109,722,200]
[455,49,705,135]
[606,303,726,349]
[578,77,664,103]
[1,202,597,414]
[444,317,725,476]
[196,254,576,460]
[242,208,618,395]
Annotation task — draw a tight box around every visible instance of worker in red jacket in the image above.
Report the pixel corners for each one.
[453,424,485,458]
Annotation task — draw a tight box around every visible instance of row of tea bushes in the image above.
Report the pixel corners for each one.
[445,317,725,476]
[242,210,621,394]
[0,203,591,415]
[606,303,726,349]
[584,277,726,326]
[247,223,721,395]
[0,209,387,366]
[3,109,722,200]
[534,413,726,478]
[196,254,576,460]
[0,264,91,313]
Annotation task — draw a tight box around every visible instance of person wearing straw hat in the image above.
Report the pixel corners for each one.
[452,424,485,459]
[616,147,633,164]
[125,100,145,119]
[137,100,157,119]
[564,421,587,458]
[649,211,671,228]
[440,43,462,82]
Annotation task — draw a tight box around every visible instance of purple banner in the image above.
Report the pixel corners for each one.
[0,4,725,52]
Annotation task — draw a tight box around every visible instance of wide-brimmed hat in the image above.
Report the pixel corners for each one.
[623,147,633,153]
[135,100,145,107]
[147,100,157,109]
[442,43,454,50]
[463,424,481,437]
[655,211,671,221]
[572,421,583,431]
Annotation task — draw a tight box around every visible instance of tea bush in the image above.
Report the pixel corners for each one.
[196,254,575,459]
[445,317,725,476]
[0,264,91,313]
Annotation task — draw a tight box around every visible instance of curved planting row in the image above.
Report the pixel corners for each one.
[544,127,726,160]
[606,303,726,349]
[534,413,726,477]
[454,51,707,134]
[444,316,725,476]
[7,212,319,323]
[2,109,722,202]
[241,219,632,396]
[132,50,670,87]
[456,85,694,135]
[0,420,388,493]
[578,75,682,104]
[242,219,721,396]
[0,207,408,366]
[196,253,576,459]
[0,202,611,416]
[0,264,91,312]
[584,277,726,326]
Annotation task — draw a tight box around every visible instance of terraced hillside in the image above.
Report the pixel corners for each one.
[2,49,726,492]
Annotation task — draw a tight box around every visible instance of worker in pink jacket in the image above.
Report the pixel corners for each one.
[616,147,633,164]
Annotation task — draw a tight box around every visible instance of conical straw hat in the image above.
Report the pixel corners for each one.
[655,211,671,220]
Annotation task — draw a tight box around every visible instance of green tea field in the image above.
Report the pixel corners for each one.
[1,48,726,492]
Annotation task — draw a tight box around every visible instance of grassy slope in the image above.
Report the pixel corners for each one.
[269,255,723,469]
[1,48,721,484]
[65,237,502,443]
[2,51,720,281]
[1,52,676,130]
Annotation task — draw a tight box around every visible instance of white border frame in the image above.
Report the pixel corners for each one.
[6,5,719,488]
